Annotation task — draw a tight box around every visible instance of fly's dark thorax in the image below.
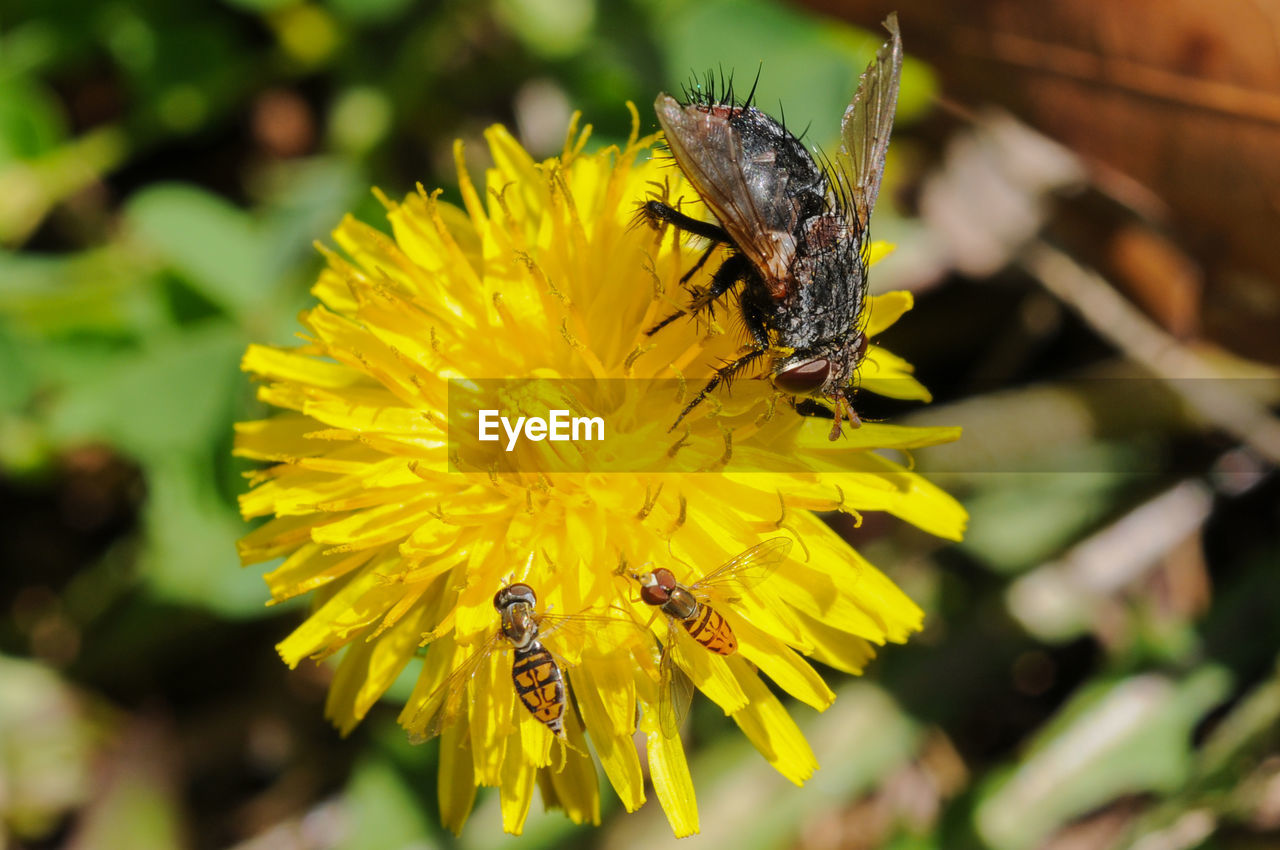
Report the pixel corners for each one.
[724,106,828,224]
[660,585,699,621]
[510,639,566,736]
[720,107,863,352]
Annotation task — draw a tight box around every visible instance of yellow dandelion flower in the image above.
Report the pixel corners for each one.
[235,106,966,837]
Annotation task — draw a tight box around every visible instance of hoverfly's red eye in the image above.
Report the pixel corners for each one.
[774,358,831,395]
[638,568,677,606]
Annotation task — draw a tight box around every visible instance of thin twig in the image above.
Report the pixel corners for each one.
[1021,240,1280,466]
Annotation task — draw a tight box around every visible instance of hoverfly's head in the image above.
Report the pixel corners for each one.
[493,583,537,612]
[635,568,678,606]
[773,334,868,398]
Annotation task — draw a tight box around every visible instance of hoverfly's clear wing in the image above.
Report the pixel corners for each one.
[834,13,903,235]
[655,95,801,298]
[415,630,505,742]
[536,606,645,657]
[689,537,793,595]
[657,624,695,738]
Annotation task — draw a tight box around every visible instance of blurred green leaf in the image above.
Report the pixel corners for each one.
[140,456,275,618]
[0,76,67,165]
[0,247,165,335]
[655,0,935,154]
[220,0,297,13]
[0,321,38,412]
[324,0,415,25]
[46,322,242,458]
[0,126,128,245]
[258,156,365,282]
[1197,658,1280,783]
[602,683,922,850]
[958,467,1131,574]
[337,754,440,850]
[126,184,271,319]
[976,668,1232,850]
[496,0,596,59]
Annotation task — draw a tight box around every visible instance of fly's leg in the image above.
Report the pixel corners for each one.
[669,345,768,431]
[679,240,718,286]
[642,201,724,286]
[647,252,753,336]
[640,200,730,244]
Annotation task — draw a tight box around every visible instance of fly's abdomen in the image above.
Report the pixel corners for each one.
[510,643,566,736]
[681,604,737,655]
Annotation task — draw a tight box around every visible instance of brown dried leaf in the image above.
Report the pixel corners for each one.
[806,0,1280,363]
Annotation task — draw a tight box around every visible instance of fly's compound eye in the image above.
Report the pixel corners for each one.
[494,583,537,611]
[638,568,677,606]
[774,357,831,396]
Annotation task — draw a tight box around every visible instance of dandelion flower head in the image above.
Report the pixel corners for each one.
[235,106,966,836]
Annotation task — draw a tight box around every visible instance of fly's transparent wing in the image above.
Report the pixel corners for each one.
[414,630,505,742]
[689,537,793,596]
[834,13,903,234]
[655,95,801,297]
[657,623,695,738]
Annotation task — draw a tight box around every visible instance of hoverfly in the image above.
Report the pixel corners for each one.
[413,583,622,740]
[642,14,903,441]
[628,537,793,736]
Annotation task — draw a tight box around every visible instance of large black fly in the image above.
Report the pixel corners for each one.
[642,13,903,441]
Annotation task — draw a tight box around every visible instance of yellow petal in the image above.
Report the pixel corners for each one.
[470,649,513,786]
[240,344,363,389]
[236,513,321,564]
[646,728,699,837]
[438,720,478,835]
[865,239,895,268]
[860,344,933,401]
[499,732,536,834]
[518,705,554,769]
[862,289,913,337]
[671,627,749,715]
[276,552,399,665]
[727,655,818,785]
[263,543,374,603]
[570,663,645,811]
[798,614,879,674]
[546,703,601,825]
[325,600,431,734]
[731,615,834,711]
